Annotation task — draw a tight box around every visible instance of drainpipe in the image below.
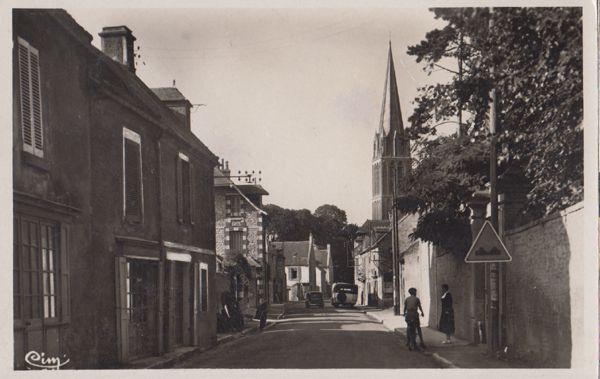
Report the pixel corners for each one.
[156,136,166,355]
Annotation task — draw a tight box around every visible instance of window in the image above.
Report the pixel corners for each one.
[289,267,298,280]
[228,196,241,217]
[229,231,243,253]
[177,153,193,224]
[123,128,143,221]
[14,216,69,322]
[199,263,208,312]
[17,37,43,157]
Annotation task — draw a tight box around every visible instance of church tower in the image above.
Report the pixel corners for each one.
[372,42,411,220]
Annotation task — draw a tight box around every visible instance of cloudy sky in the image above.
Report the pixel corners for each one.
[68,7,451,223]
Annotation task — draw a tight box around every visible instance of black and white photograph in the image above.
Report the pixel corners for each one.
[3,0,598,376]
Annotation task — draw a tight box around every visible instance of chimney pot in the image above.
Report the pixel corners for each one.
[99,26,137,73]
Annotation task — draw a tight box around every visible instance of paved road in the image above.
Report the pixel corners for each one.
[175,302,440,368]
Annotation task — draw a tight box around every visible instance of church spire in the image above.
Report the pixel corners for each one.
[378,41,404,140]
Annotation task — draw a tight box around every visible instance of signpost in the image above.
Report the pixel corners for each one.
[464,221,512,263]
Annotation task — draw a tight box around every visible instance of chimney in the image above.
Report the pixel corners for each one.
[222,161,231,177]
[99,26,136,73]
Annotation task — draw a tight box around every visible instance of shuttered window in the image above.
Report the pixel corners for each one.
[229,231,243,253]
[17,37,43,157]
[123,128,143,222]
[176,153,192,224]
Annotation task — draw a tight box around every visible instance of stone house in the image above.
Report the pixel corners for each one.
[13,9,218,368]
[214,161,269,316]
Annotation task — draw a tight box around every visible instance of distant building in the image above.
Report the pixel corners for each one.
[13,10,218,368]
[214,161,269,316]
[265,238,287,303]
[270,234,336,301]
[353,220,393,307]
[315,244,333,297]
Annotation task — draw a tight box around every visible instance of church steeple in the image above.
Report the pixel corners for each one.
[378,41,405,153]
[372,42,411,220]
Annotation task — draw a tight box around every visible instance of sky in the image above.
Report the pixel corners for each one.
[67,7,451,224]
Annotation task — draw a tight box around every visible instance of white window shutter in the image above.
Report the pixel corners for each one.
[18,39,33,153]
[17,38,43,157]
[29,47,43,156]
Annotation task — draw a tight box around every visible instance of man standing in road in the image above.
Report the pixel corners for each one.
[403,287,426,349]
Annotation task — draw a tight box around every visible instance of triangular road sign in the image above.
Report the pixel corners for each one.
[464,221,512,263]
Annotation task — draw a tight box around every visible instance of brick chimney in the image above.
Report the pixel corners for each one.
[99,26,136,73]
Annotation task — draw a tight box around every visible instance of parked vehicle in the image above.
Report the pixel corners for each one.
[305,291,325,308]
[331,283,358,307]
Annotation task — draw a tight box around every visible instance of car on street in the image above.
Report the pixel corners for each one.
[331,282,358,308]
[305,291,324,308]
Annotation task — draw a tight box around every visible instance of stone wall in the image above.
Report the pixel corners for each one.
[501,203,583,367]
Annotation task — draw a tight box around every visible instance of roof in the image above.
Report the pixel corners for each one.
[359,219,390,233]
[151,87,190,103]
[270,241,310,266]
[314,248,329,268]
[42,10,218,163]
[214,167,269,196]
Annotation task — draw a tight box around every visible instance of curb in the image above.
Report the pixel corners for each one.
[141,312,285,369]
[365,311,461,369]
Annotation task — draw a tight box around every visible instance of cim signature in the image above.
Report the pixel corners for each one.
[25,350,70,370]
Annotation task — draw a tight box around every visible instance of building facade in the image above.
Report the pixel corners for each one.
[214,161,269,316]
[353,220,393,307]
[13,10,218,369]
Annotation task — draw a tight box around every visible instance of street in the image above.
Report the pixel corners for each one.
[175,303,440,368]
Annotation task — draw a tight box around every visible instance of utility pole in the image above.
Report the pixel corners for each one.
[488,7,500,352]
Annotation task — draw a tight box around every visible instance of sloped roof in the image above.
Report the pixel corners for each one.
[359,219,390,233]
[151,87,189,103]
[314,249,329,268]
[270,241,310,266]
[45,10,217,163]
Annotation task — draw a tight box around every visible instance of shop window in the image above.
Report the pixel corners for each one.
[13,216,69,322]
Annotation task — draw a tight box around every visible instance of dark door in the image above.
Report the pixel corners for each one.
[127,259,159,360]
[172,262,185,347]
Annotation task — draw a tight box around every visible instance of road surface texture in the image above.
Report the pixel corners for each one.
[175,302,440,368]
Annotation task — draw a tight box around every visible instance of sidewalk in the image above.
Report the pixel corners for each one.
[365,308,530,368]
[126,303,287,369]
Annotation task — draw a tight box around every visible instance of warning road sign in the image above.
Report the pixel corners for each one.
[464,221,512,263]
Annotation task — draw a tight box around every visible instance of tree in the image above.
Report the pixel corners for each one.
[408,7,582,215]
[263,203,358,282]
[402,8,583,254]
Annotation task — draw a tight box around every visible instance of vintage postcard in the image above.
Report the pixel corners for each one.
[1,0,598,378]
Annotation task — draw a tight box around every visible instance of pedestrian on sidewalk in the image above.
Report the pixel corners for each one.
[403,287,426,349]
[439,284,455,344]
[257,297,268,331]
